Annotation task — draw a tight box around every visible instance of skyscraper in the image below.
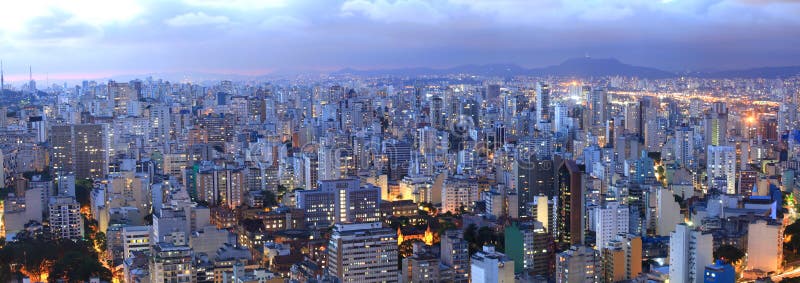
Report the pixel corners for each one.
[595,202,629,254]
[556,245,599,283]
[704,102,728,147]
[707,145,736,194]
[48,196,84,240]
[536,82,551,125]
[556,159,583,248]
[50,124,110,180]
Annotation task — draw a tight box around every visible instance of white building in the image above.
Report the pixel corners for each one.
[656,188,683,236]
[669,223,713,283]
[471,245,515,283]
[327,222,398,282]
[556,245,599,283]
[595,202,629,254]
[122,225,151,259]
[707,145,736,194]
[746,220,783,273]
[48,196,84,240]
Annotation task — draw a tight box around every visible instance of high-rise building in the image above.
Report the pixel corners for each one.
[556,159,583,248]
[122,225,151,260]
[441,229,470,283]
[536,83,551,125]
[674,126,696,169]
[196,165,246,209]
[556,245,599,283]
[441,175,479,214]
[707,145,736,194]
[150,243,195,283]
[746,220,783,273]
[505,221,553,275]
[704,102,728,147]
[402,242,452,282]
[670,223,713,283]
[595,202,629,254]
[48,196,84,240]
[515,156,556,214]
[50,124,110,180]
[600,234,642,282]
[327,222,398,282]
[296,178,381,227]
[470,245,515,283]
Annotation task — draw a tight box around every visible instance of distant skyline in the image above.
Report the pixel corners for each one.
[1,0,799,82]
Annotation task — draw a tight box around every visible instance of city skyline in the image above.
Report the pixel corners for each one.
[1,0,799,81]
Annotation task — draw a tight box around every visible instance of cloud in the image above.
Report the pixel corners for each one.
[341,0,448,24]
[260,16,310,30]
[165,12,230,27]
[182,0,288,10]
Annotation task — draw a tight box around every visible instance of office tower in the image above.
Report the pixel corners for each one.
[707,145,736,194]
[674,126,696,169]
[746,220,783,273]
[556,159,583,248]
[296,178,381,227]
[148,105,172,144]
[302,152,319,190]
[327,222,398,282]
[486,84,501,99]
[385,140,411,181]
[536,82,551,124]
[588,88,608,130]
[670,223,713,283]
[601,234,642,282]
[402,242,452,282]
[515,156,555,214]
[441,229,470,283]
[196,166,246,209]
[470,245,515,283]
[624,102,641,135]
[122,225,151,260]
[595,202,629,254]
[778,102,797,133]
[704,102,728,146]
[556,245,599,283]
[505,221,553,275]
[150,243,195,283]
[48,196,84,240]
[704,260,735,283]
[50,124,110,180]
[532,195,553,233]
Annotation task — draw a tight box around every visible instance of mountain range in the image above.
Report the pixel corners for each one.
[334,57,800,79]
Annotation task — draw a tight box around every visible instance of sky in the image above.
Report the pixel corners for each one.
[1,0,799,82]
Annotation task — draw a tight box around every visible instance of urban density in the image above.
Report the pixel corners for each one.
[0,1,799,283]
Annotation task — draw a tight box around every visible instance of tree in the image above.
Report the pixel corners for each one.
[49,251,111,283]
[262,190,279,207]
[75,179,94,208]
[714,245,745,264]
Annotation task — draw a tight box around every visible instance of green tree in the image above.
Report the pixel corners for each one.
[714,245,744,264]
[49,251,111,283]
[262,190,279,207]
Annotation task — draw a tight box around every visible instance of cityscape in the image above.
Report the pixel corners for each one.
[1,1,800,283]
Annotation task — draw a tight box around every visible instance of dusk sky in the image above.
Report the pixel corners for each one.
[1,0,799,82]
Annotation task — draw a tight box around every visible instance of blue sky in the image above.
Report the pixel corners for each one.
[1,0,799,81]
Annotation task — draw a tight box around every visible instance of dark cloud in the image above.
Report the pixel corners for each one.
[0,0,798,81]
